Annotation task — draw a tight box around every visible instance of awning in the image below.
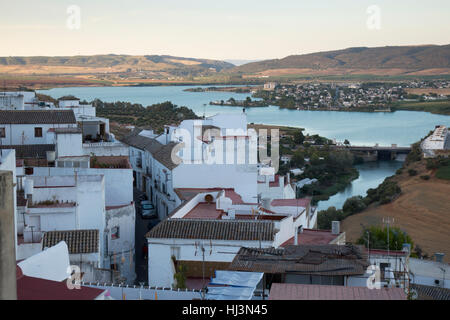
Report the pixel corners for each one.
[205,270,264,300]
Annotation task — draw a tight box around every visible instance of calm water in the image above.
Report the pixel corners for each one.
[316,161,404,211]
[38,85,450,146]
[38,86,450,210]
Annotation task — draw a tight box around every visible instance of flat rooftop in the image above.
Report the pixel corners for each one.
[183,202,225,219]
[281,228,342,247]
[175,188,245,204]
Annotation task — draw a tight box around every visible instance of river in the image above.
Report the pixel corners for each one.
[38,85,450,210]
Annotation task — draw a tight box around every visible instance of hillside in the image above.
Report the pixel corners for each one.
[341,156,450,262]
[0,54,235,88]
[0,54,234,73]
[231,45,450,77]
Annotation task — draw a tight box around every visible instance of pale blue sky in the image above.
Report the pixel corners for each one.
[0,0,449,59]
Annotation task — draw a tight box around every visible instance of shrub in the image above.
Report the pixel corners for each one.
[408,169,418,176]
[420,175,430,180]
[343,196,367,215]
[357,225,414,251]
[317,207,346,230]
[363,179,401,206]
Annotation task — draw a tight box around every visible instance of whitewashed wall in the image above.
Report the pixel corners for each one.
[105,204,136,284]
[32,167,133,206]
[0,123,76,145]
[173,164,258,203]
[56,133,83,157]
[147,238,272,288]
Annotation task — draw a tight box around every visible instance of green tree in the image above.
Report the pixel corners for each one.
[317,206,346,229]
[343,196,367,215]
[357,225,414,251]
[293,129,305,145]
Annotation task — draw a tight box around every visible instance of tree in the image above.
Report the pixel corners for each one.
[293,129,305,145]
[291,150,305,167]
[344,139,350,146]
[357,225,414,251]
[317,206,346,229]
[343,196,367,215]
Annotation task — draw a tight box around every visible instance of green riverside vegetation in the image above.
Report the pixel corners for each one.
[93,99,200,133]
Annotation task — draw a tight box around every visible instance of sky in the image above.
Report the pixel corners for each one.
[0,0,449,60]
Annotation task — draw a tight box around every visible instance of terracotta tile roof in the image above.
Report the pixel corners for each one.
[90,156,131,169]
[271,198,311,207]
[0,144,54,159]
[229,245,369,276]
[281,229,341,247]
[146,219,275,241]
[42,230,99,254]
[183,202,226,219]
[269,283,407,300]
[0,110,76,124]
[17,266,105,300]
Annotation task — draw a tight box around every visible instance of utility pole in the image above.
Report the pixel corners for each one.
[383,217,394,257]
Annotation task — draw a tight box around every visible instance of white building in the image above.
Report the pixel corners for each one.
[122,113,294,220]
[409,257,450,289]
[146,187,316,288]
[1,107,136,284]
[0,110,77,146]
[421,125,450,158]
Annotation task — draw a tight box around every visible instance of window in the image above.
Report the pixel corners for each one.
[0,127,5,138]
[34,127,43,138]
[111,226,120,240]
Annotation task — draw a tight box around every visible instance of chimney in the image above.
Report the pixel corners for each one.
[331,221,340,235]
[435,253,445,263]
[0,171,17,300]
[287,173,291,185]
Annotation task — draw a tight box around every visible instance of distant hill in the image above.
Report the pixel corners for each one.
[0,54,234,77]
[224,59,263,66]
[230,45,450,76]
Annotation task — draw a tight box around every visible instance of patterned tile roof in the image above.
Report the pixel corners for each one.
[42,229,99,254]
[229,244,369,276]
[411,284,450,300]
[0,110,76,124]
[152,141,180,170]
[120,129,163,153]
[146,219,275,241]
[121,129,181,170]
